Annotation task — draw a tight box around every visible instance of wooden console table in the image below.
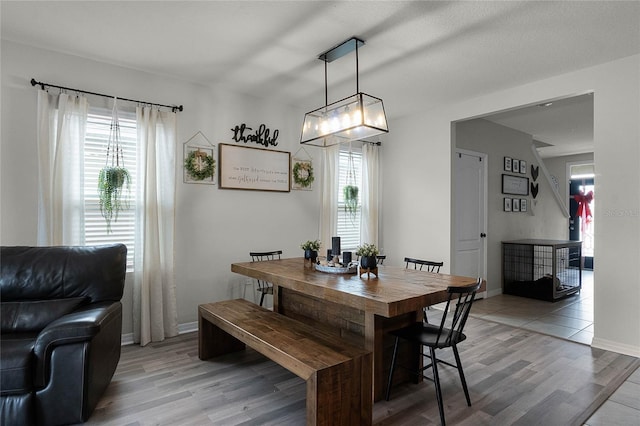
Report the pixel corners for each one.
[231,257,482,401]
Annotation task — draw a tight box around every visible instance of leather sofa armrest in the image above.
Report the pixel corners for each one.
[33,302,121,387]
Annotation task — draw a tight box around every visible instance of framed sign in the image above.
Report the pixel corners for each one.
[502,174,529,196]
[504,197,512,212]
[504,157,512,172]
[519,160,527,174]
[219,143,290,192]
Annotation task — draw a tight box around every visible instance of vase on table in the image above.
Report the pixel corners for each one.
[304,249,318,263]
[360,256,377,270]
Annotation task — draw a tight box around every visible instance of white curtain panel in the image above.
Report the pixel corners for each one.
[133,106,178,346]
[361,143,379,246]
[36,90,88,245]
[319,144,340,253]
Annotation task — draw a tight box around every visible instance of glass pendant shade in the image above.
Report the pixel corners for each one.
[301,92,388,147]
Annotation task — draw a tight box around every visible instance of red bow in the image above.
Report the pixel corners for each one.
[573,190,594,224]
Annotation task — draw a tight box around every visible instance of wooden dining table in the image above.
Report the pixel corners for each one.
[231,257,483,402]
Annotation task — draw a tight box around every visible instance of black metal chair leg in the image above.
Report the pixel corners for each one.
[430,347,446,426]
[385,337,400,401]
[259,291,266,306]
[452,344,471,406]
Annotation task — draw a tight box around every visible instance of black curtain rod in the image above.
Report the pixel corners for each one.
[30,78,184,113]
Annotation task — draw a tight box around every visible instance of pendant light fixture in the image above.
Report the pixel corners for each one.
[300,37,388,147]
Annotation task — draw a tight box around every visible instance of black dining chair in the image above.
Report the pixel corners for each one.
[404,257,444,272]
[405,257,444,321]
[249,250,282,306]
[377,255,386,265]
[385,278,482,426]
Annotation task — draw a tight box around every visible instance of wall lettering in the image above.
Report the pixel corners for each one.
[231,123,279,147]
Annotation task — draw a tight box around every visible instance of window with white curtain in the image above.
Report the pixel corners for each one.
[337,146,362,251]
[84,107,136,270]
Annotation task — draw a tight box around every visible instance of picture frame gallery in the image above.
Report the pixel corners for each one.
[503,157,529,213]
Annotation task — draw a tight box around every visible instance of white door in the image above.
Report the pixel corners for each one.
[454,150,487,294]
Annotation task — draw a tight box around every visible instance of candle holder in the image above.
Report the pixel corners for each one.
[331,237,341,257]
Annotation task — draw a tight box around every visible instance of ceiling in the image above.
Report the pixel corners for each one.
[482,93,594,158]
[2,1,639,157]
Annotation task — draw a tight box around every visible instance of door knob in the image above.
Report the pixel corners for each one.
[480,233,487,238]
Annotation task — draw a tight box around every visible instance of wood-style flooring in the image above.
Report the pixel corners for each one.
[88,314,639,425]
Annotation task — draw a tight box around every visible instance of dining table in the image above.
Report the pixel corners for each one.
[231,257,483,402]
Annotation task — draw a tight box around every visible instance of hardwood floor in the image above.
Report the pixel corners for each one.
[89,314,639,425]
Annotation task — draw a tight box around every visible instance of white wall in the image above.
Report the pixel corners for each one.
[455,119,567,296]
[383,54,640,357]
[1,40,323,334]
[3,40,638,357]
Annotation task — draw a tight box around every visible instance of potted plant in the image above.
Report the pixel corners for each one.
[344,147,359,223]
[343,185,359,221]
[99,166,131,232]
[300,239,320,262]
[99,99,131,233]
[356,243,379,269]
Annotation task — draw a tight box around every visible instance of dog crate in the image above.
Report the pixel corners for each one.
[502,239,582,301]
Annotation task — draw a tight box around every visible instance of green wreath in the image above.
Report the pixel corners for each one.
[184,149,215,181]
[293,161,314,188]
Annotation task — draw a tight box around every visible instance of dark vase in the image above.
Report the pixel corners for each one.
[360,256,377,269]
[304,249,318,262]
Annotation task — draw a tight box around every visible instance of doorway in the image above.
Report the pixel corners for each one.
[569,163,595,270]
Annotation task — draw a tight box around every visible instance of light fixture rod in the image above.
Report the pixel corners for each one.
[355,40,359,93]
[324,59,328,107]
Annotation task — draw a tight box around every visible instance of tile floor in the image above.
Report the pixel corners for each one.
[470,269,594,344]
[462,270,640,425]
[585,367,640,426]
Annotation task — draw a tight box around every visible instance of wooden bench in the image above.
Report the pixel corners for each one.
[198,299,372,425]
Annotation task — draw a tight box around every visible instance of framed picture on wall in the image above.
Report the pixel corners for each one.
[219,143,291,192]
[513,198,520,212]
[521,198,528,212]
[183,131,217,185]
[504,157,512,172]
[504,197,512,212]
[520,160,527,174]
[502,174,529,195]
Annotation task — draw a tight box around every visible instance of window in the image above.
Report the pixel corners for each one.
[84,107,137,270]
[337,147,362,251]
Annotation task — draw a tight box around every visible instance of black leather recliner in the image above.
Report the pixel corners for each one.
[1,244,126,426]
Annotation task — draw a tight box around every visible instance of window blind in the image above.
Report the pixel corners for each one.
[84,107,136,270]
[337,148,362,251]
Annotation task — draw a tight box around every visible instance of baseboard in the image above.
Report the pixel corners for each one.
[486,288,503,298]
[591,337,640,358]
[121,334,134,346]
[121,321,199,346]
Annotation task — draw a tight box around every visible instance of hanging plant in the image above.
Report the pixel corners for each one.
[293,161,314,188]
[98,98,131,233]
[184,149,215,181]
[344,146,359,223]
[344,184,359,219]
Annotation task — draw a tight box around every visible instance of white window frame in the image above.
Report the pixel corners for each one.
[337,146,362,251]
[84,107,137,270]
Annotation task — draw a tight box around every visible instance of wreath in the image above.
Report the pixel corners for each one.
[184,149,215,181]
[293,161,314,188]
